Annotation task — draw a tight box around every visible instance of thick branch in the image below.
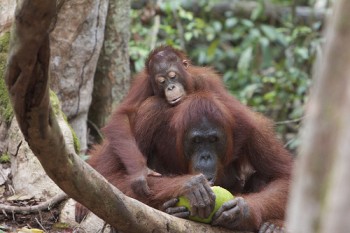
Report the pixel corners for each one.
[204,1,327,23]
[4,1,242,232]
[132,0,328,23]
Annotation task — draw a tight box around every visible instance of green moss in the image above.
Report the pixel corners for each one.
[71,126,81,154]
[0,32,10,51]
[50,89,62,116]
[52,222,70,230]
[50,90,81,154]
[0,32,13,123]
[0,152,10,163]
[66,120,81,154]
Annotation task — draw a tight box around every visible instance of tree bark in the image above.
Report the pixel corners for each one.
[89,0,131,133]
[203,1,327,23]
[4,1,245,232]
[132,0,329,24]
[49,0,108,153]
[0,0,16,34]
[286,0,350,232]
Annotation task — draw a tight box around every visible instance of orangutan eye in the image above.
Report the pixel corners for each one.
[168,71,176,79]
[157,76,166,84]
[193,136,202,144]
[209,136,218,143]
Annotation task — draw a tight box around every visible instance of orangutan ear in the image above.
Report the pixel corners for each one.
[182,60,189,68]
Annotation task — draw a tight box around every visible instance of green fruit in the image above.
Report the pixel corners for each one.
[176,186,234,223]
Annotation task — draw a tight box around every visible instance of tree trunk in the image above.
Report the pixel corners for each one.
[286,0,350,232]
[49,0,108,153]
[89,0,131,135]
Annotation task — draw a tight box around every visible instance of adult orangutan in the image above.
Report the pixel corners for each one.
[76,92,293,233]
[136,93,292,232]
[102,45,243,196]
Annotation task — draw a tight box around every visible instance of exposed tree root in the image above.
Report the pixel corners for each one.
[0,193,67,214]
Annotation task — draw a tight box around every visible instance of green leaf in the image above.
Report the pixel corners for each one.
[194,18,206,29]
[263,91,276,101]
[259,37,272,68]
[242,83,261,99]
[295,47,309,60]
[208,40,219,58]
[260,25,277,41]
[249,28,261,39]
[178,7,193,20]
[225,18,238,29]
[184,32,193,41]
[251,1,264,21]
[213,21,222,32]
[223,70,234,82]
[275,29,288,46]
[241,19,254,28]
[206,32,215,41]
[262,76,277,84]
[238,47,253,71]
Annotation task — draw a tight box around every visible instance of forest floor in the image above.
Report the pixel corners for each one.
[0,198,75,233]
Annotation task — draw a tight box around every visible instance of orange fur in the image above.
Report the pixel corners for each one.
[76,46,293,232]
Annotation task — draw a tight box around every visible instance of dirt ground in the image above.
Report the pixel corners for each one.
[0,199,76,233]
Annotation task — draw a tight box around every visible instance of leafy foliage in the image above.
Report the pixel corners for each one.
[129,0,323,152]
